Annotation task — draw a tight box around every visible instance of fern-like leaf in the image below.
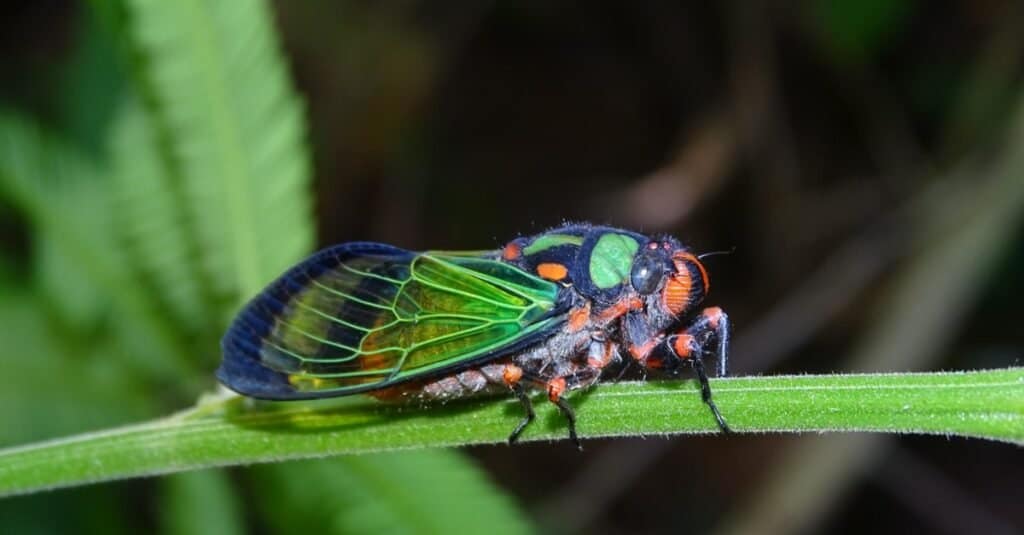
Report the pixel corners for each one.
[109,99,210,335]
[0,291,155,447]
[0,110,192,380]
[126,0,314,311]
[160,470,244,535]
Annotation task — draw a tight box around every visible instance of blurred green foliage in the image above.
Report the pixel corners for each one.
[160,471,244,535]
[811,0,915,65]
[0,0,530,532]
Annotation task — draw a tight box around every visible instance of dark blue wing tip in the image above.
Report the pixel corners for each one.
[216,242,417,400]
[218,330,297,400]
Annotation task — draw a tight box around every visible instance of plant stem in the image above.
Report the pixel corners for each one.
[1,368,1021,498]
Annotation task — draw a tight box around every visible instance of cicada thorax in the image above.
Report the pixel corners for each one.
[499,224,650,303]
[501,232,583,284]
[496,225,654,365]
[502,226,683,332]
[497,225,714,375]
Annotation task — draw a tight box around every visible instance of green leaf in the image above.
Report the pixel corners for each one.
[57,3,127,155]
[0,110,193,380]
[0,368,1021,498]
[0,252,17,287]
[109,98,210,335]
[160,470,244,535]
[252,452,532,535]
[0,485,132,535]
[35,231,108,331]
[125,0,314,310]
[809,0,914,65]
[0,291,154,447]
[29,149,119,330]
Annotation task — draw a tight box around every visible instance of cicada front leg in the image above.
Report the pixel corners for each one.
[665,307,731,433]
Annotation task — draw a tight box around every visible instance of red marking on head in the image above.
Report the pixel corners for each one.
[673,334,697,359]
[502,242,521,260]
[703,307,724,329]
[503,364,523,386]
[662,274,691,316]
[537,262,569,281]
[547,377,567,402]
[663,250,711,315]
[673,251,710,295]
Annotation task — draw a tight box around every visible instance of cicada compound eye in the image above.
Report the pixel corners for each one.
[630,250,668,295]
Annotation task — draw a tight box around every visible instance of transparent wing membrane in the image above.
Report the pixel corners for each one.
[218,243,563,398]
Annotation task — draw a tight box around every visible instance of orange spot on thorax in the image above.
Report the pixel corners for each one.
[537,262,569,281]
[502,242,521,260]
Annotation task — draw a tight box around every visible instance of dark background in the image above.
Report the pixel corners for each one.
[2,1,1022,533]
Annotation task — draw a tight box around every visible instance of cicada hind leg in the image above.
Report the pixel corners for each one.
[505,338,619,450]
[506,371,597,451]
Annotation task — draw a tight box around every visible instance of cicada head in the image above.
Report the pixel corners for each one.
[628,238,709,318]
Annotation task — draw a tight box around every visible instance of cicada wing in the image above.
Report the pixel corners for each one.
[218,242,564,399]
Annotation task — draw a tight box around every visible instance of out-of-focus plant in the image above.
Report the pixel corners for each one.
[0,1,531,533]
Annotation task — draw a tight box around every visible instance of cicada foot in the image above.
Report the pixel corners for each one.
[666,307,732,434]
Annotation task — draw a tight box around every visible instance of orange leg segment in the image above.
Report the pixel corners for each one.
[507,339,619,449]
[663,306,732,432]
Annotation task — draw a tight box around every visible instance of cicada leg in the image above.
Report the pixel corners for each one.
[665,306,731,433]
[507,339,617,449]
[542,369,600,451]
[504,371,583,450]
[508,381,536,444]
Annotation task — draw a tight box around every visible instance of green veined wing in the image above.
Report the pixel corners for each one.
[218,242,566,398]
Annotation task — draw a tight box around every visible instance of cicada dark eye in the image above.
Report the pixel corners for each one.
[630,252,665,295]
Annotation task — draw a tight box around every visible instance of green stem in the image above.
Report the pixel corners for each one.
[1,368,1021,498]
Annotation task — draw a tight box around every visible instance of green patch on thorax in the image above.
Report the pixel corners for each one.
[589,233,639,289]
[522,233,584,255]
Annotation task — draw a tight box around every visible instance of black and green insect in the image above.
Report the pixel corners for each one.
[218,223,731,447]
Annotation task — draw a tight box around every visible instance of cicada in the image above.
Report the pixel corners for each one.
[218,224,731,447]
